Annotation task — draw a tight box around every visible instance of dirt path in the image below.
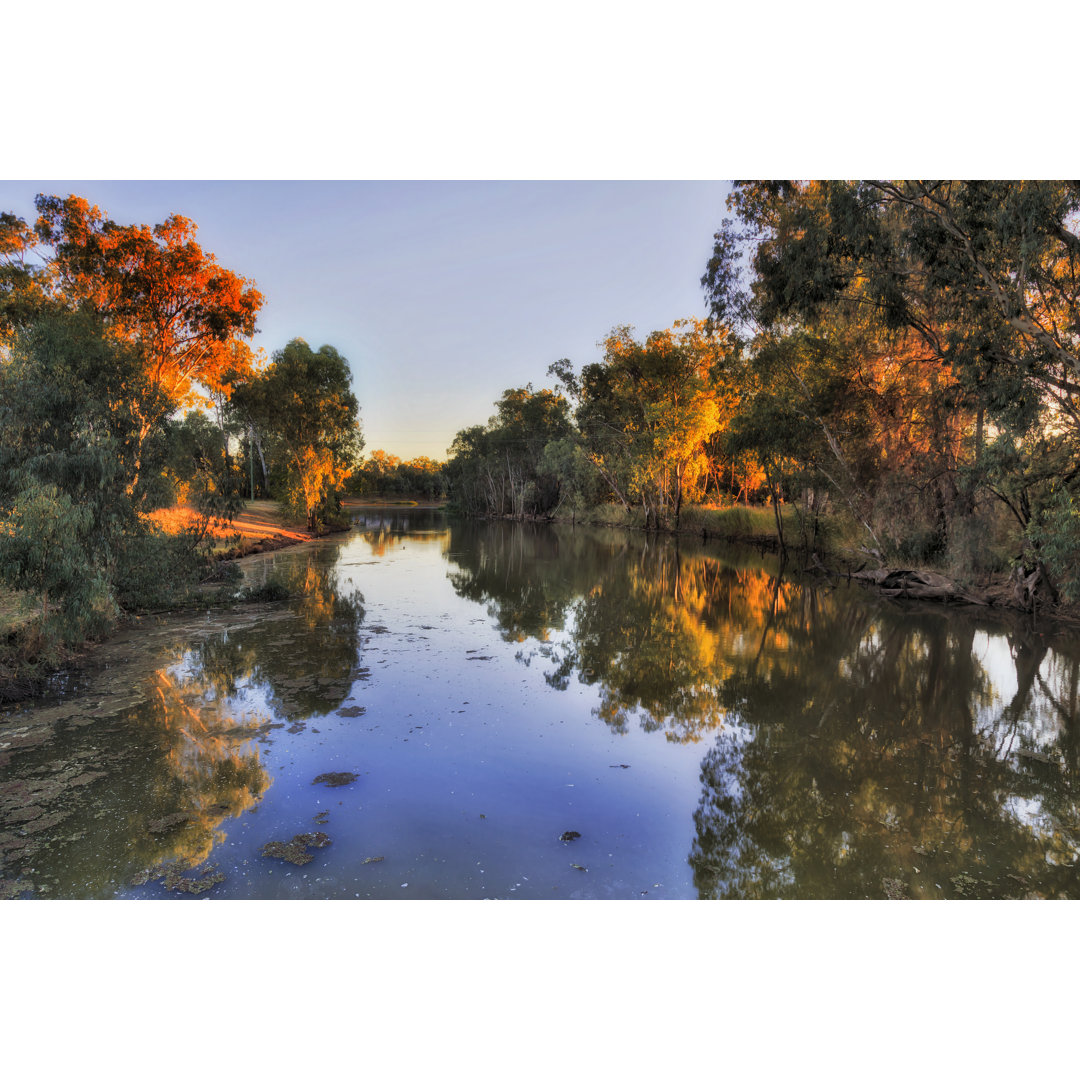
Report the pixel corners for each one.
[150,499,323,558]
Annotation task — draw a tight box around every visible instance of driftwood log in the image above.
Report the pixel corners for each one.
[852,568,989,605]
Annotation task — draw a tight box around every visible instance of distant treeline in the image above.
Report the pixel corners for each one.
[349,450,447,500]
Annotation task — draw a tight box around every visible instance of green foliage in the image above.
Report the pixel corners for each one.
[1027,489,1080,601]
[111,531,219,611]
[446,385,572,518]
[541,436,603,522]
[239,577,292,603]
[701,180,1080,575]
[349,450,447,499]
[0,314,220,649]
[231,338,363,530]
[0,481,116,645]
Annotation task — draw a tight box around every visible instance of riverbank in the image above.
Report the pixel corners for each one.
[543,501,1080,627]
[549,502,793,546]
[149,498,344,559]
[2,499,352,704]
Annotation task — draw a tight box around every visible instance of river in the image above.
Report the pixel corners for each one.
[2,507,1080,899]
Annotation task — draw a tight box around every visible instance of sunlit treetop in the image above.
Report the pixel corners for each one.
[1,194,264,411]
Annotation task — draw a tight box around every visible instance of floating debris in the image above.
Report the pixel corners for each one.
[131,862,226,894]
[950,872,978,898]
[559,831,581,842]
[881,877,908,900]
[363,856,384,864]
[466,655,494,661]
[147,812,195,835]
[0,878,34,900]
[312,772,359,788]
[166,868,226,895]
[609,764,631,769]
[261,832,332,866]
[570,863,588,872]
[338,706,366,718]
[313,811,330,824]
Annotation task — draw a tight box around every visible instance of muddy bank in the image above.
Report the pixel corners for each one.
[810,563,1080,632]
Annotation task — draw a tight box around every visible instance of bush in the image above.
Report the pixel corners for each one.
[1027,488,1080,601]
[111,531,216,611]
[240,578,292,603]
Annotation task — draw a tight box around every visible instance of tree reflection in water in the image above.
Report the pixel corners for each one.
[0,540,365,897]
[353,509,451,560]
[447,522,1080,898]
[222,540,366,720]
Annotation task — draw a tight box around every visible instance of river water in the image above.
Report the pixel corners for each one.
[3,507,1080,899]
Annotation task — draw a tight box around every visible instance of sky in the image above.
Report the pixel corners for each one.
[0,180,731,460]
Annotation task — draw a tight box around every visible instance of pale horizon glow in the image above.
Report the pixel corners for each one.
[0,180,731,461]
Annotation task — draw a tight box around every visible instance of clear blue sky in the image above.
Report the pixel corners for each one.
[0,180,731,460]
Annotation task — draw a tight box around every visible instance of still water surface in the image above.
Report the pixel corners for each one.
[3,508,1080,899]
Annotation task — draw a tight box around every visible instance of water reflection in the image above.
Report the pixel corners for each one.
[446,525,794,742]
[233,541,365,720]
[6,514,1080,899]
[0,653,275,897]
[352,509,450,558]
[0,540,364,897]
[446,521,580,642]
[446,523,1080,897]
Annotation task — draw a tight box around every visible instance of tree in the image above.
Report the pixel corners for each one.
[397,456,447,499]
[241,339,363,530]
[445,385,572,518]
[0,314,211,648]
[352,449,403,496]
[700,181,1080,576]
[551,319,735,529]
[1,194,264,493]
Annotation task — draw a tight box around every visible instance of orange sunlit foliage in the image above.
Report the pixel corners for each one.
[294,445,352,531]
[136,666,273,870]
[580,318,737,524]
[365,449,401,474]
[32,195,263,412]
[404,455,443,473]
[853,329,970,478]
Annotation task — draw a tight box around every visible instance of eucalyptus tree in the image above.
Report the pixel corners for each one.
[1,194,263,495]
[701,181,1080,577]
[550,318,735,529]
[445,385,572,518]
[0,314,203,647]
[236,339,363,530]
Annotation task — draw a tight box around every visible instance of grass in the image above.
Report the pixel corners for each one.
[559,501,801,546]
[678,504,789,542]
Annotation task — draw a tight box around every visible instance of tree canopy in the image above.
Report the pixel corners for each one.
[1,194,263,411]
[232,338,363,530]
[550,319,735,528]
